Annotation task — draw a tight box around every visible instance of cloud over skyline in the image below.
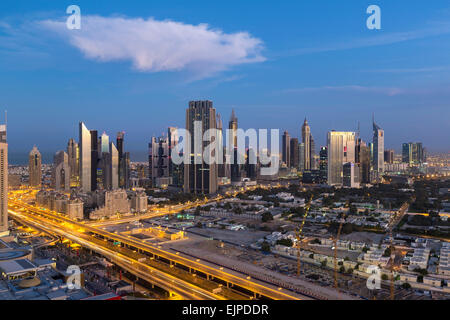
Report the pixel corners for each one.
[40,15,265,79]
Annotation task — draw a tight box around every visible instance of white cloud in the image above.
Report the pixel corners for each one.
[39,15,265,78]
[283,85,405,96]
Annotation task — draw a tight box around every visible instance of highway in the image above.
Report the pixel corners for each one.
[8,195,307,300]
[9,207,226,300]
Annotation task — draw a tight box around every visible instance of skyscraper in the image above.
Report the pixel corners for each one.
[402,142,425,165]
[319,146,328,183]
[384,149,394,164]
[356,139,371,184]
[29,146,42,188]
[100,132,110,154]
[301,118,311,170]
[67,138,79,188]
[290,138,299,170]
[0,123,8,236]
[184,100,218,194]
[90,130,99,191]
[117,131,126,188]
[79,122,92,192]
[168,127,183,187]
[149,136,170,187]
[372,117,385,174]
[52,151,70,191]
[228,110,241,181]
[327,131,356,186]
[282,131,290,167]
[110,142,119,190]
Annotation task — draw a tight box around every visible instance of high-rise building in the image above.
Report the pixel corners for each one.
[343,162,360,188]
[117,131,126,188]
[67,139,79,188]
[402,142,425,165]
[184,100,218,194]
[245,148,257,180]
[298,143,305,171]
[168,127,183,187]
[0,123,8,236]
[52,151,70,191]
[310,135,317,170]
[290,138,299,170]
[384,149,394,164]
[372,118,385,174]
[149,136,170,187]
[319,146,328,183]
[29,146,42,188]
[90,130,99,191]
[327,131,356,186]
[79,122,92,192]
[110,143,119,190]
[228,110,241,181]
[301,119,311,170]
[100,132,110,154]
[356,139,371,184]
[282,131,290,167]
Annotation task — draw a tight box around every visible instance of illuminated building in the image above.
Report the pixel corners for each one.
[372,118,385,174]
[0,123,8,236]
[327,131,356,186]
[79,122,92,192]
[28,146,42,188]
[67,138,79,187]
[52,151,70,191]
[184,100,218,194]
[282,130,290,167]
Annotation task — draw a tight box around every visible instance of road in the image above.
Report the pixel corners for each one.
[8,196,307,300]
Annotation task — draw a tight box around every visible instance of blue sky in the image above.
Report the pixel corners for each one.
[0,0,449,163]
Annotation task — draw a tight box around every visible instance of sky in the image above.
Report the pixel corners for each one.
[0,0,449,164]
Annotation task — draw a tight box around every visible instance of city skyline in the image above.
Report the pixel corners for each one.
[1,0,450,158]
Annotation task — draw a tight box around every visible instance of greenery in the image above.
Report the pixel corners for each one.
[261,241,271,253]
[276,238,293,247]
[262,212,274,223]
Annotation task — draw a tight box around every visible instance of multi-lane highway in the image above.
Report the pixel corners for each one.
[8,195,308,300]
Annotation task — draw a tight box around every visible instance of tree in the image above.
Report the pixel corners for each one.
[402,282,411,289]
[261,241,271,253]
[276,238,293,247]
[262,212,274,223]
[381,274,389,281]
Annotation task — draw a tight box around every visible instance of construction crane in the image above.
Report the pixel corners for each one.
[296,195,314,277]
[333,211,347,289]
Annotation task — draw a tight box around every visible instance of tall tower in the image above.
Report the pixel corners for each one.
[67,138,79,187]
[29,146,42,188]
[79,122,92,192]
[0,123,8,236]
[373,116,385,174]
[282,131,290,167]
[228,109,238,149]
[184,100,218,194]
[302,118,311,170]
[327,131,356,186]
[52,151,70,191]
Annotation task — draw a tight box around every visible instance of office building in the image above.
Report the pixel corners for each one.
[149,136,171,187]
[29,146,42,188]
[319,146,328,183]
[372,118,385,174]
[290,138,299,170]
[356,139,371,184]
[90,129,99,191]
[0,123,8,236]
[327,131,356,186]
[79,122,92,193]
[184,100,218,194]
[282,131,290,167]
[67,138,79,188]
[402,142,425,165]
[384,149,394,164]
[52,151,70,191]
[343,162,360,188]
